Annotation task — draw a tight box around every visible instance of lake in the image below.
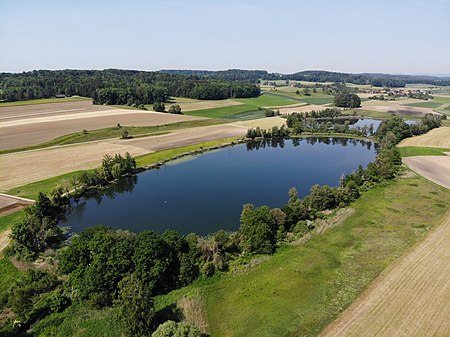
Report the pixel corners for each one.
[62,138,376,235]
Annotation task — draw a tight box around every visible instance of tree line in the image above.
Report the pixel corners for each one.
[0,69,260,104]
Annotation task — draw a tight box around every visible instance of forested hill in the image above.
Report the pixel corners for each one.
[0,69,260,104]
[160,69,450,87]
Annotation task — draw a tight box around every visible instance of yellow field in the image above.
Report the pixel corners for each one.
[320,209,450,337]
[398,127,450,148]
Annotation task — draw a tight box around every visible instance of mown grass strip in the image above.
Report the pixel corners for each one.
[0,97,90,107]
[398,146,450,157]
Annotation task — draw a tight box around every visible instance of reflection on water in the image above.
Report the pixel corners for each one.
[62,138,376,235]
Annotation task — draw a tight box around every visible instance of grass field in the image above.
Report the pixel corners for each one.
[151,174,449,337]
[398,146,450,157]
[0,119,227,155]
[183,104,261,118]
[403,101,443,109]
[0,97,90,107]
[234,93,296,107]
[0,258,22,301]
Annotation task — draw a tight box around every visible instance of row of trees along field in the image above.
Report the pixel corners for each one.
[0,69,260,104]
[1,114,445,336]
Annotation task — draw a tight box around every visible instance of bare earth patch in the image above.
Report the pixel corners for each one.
[398,127,450,148]
[0,124,247,191]
[0,194,33,216]
[403,155,450,190]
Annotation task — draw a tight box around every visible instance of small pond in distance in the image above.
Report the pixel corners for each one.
[62,138,376,235]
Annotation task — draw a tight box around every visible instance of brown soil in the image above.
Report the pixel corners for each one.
[0,194,33,216]
[403,156,450,190]
[0,101,203,150]
[320,209,450,337]
[361,100,439,117]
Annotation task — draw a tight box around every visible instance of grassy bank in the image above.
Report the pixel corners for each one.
[154,173,449,337]
[398,146,450,157]
[0,97,90,107]
[0,119,227,155]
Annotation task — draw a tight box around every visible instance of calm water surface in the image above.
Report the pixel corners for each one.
[62,138,376,235]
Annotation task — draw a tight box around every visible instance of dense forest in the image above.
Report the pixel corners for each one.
[0,69,260,104]
[1,69,449,104]
[160,69,450,87]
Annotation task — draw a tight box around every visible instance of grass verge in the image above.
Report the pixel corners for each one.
[398,146,450,157]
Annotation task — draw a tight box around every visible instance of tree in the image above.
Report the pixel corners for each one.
[153,102,165,112]
[334,91,361,108]
[116,274,155,337]
[239,204,277,254]
[168,104,182,114]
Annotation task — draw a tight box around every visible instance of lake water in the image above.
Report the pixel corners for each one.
[62,138,376,236]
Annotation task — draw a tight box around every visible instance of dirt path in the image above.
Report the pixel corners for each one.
[0,123,247,191]
[403,156,450,190]
[320,209,450,337]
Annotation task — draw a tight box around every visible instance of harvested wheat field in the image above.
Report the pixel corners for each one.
[231,116,286,129]
[320,209,450,337]
[398,127,450,148]
[0,100,203,150]
[360,100,438,117]
[403,155,450,190]
[168,98,243,111]
[278,104,326,114]
[0,123,247,190]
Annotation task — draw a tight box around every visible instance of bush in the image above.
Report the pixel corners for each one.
[334,91,361,108]
[152,320,201,337]
[168,104,182,114]
[153,102,165,112]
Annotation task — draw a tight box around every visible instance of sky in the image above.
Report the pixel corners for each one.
[1,0,449,75]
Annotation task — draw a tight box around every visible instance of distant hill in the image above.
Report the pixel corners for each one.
[160,69,450,87]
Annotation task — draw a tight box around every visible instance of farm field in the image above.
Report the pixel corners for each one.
[320,209,450,337]
[0,96,90,107]
[183,104,261,119]
[0,100,204,150]
[0,123,247,191]
[398,127,450,148]
[147,97,242,112]
[233,93,297,107]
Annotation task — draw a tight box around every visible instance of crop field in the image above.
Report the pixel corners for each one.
[0,100,204,150]
[398,146,449,157]
[0,96,90,107]
[1,124,247,192]
[183,104,261,118]
[403,101,443,109]
[398,127,450,148]
[233,93,297,107]
[321,209,450,337]
[147,97,243,112]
